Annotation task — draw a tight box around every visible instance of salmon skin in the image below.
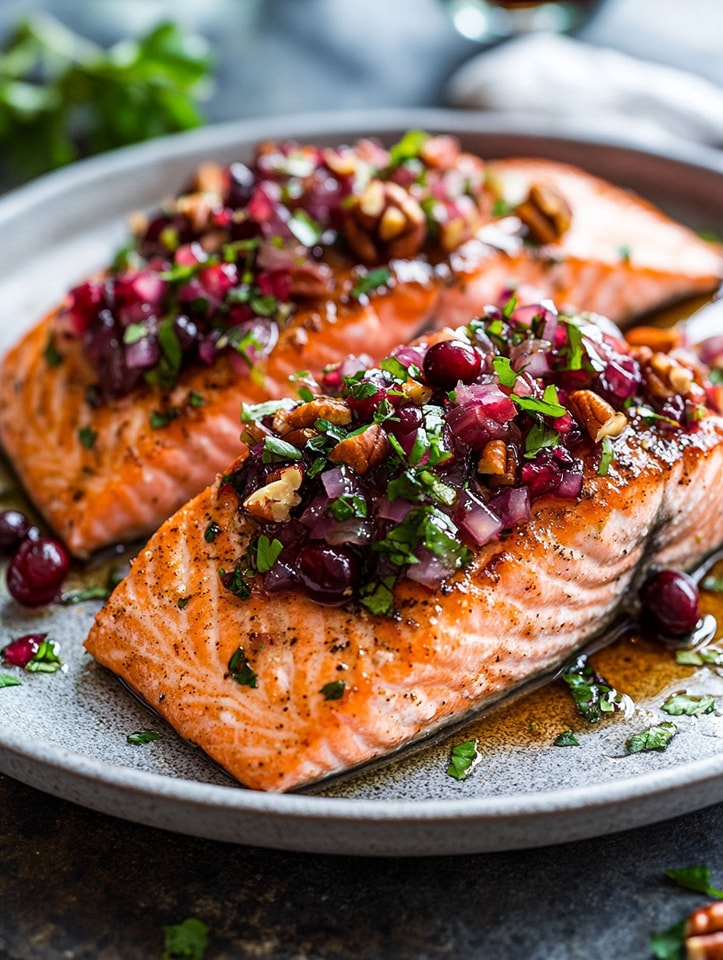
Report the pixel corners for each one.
[1,132,720,557]
[85,299,723,791]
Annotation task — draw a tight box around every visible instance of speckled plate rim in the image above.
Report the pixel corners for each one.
[2,108,723,857]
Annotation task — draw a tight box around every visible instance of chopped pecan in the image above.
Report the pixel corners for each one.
[189,161,225,197]
[624,325,683,353]
[516,182,572,244]
[645,351,695,398]
[567,389,627,443]
[329,424,390,475]
[272,398,351,435]
[242,465,303,523]
[477,439,518,486]
[399,379,434,406]
[344,180,427,263]
[685,901,723,959]
[240,421,271,447]
[282,426,318,448]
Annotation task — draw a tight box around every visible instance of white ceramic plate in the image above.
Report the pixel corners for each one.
[2,109,723,857]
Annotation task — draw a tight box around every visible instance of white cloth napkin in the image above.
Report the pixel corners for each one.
[446,33,723,149]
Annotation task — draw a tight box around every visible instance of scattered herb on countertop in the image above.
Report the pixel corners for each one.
[664,865,723,899]
[0,673,21,688]
[0,15,213,184]
[626,721,677,753]
[676,645,723,668]
[649,919,685,960]
[162,917,210,960]
[127,730,161,746]
[446,739,480,781]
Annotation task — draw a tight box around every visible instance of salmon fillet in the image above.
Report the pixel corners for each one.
[85,301,723,791]
[2,134,720,557]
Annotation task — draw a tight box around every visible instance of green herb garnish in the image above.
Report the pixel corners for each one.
[661,693,716,717]
[204,521,221,543]
[350,266,392,300]
[219,560,252,600]
[702,575,723,593]
[627,722,677,753]
[676,646,723,667]
[78,426,97,450]
[177,596,192,609]
[358,578,396,618]
[25,638,63,673]
[150,408,181,429]
[561,657,629,723]
[554,730,580,747]
[262,436,303,462]
[0,674,21,688]
[664,864,723,898]
[162,917,210,960]
[597,436,614,476]
[43,333,63,367]
[649,919,685,960]
[388,129,429,168]
[255,534,283,574]
[127,730,161,746]
[446,739,480,781]
[320,680,346,701]
[227,647,257,688]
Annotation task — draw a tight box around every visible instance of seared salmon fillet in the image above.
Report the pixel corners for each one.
[85,301,723,791]
[2,133,720,556]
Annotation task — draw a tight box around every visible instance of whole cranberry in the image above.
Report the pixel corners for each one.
[0,509,32,553]
[6,537,71,607]
[423,341,482,390]
[640,569,700,638]
[297,544,361,606]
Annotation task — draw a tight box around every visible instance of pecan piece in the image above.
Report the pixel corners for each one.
[516,182,572,244]
[329,424,390,475]
[685,901,723,959]
[242,465,303,523]
[344,180,427,263]
[477,440,518,486]
[645,351,695,398]
[272,398,351,435]
[567,389,627,443]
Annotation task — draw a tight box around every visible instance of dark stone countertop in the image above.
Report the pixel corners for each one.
[1,1,722,957]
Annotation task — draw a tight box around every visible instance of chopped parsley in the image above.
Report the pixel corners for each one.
[177,596,192,609]
[262,436,303,463]
[320,680,346,700]
[561,657,629,723]
[554,730,580,747]
[227,647,258,687]
[44,333,63,367]
[627,721,677,753]
[676,645,723,667]
[446,739,480,781]
[661,693,716,717]
[597,436,614,476]
[219,559,252,599]
[359,578,396,618]
[255,534,283,574]
[78,426,97,449]
[162,917,210,960]
[150,408,181,430]
[350,267,393,301]
[664,864,723,898]
[0,674,21,688]
[204,520,221,543]
[127,730,161,745]
[649,920,685,960]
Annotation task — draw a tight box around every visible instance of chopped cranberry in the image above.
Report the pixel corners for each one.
[640,570,700,638]
[2,633,44,668]
[423,341,482,390]
[0,510,32,552]
[6,537,71,607]
[296,544,361,605]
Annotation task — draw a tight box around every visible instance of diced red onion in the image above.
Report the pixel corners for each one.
[405,549,454,588]
[487,486,530,528]
[455,489,503,546]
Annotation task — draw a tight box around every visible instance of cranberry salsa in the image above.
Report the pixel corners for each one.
[53,130,490,401]
[218,299,720,617]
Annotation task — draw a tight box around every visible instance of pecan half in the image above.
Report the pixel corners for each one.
[272,398,351,435]
[242,465,303,523]
[567,389,627,443]
[344,180,427,263]
[645,351,695,398]
[685,901,723,959]
[477,440,518,486]
[516,182,572,244]
[329,424,390,475]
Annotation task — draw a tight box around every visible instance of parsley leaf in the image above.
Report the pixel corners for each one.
[350,267,392,300]
[597,436,614,476]
[649,919,685,960]
[262,436,303,462]
[320,680,346,700]
[661,693,716,717]
[25,639,63,674]
[255,534,283,574]
[227,647,258,688]
[0,17,212,186]
[78,426,97,450]
[359,578,396,618]
[43,333,63,367]
[627,722,677,753]
[664,865,723,898]
[561,657,629,723]
[446,739,480,781]
[163,917,210,960]
[0,674,21,688]
[388,129,429,168]
[127,730,161,746]
[554,730,580,747]
[204,521,221,543]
